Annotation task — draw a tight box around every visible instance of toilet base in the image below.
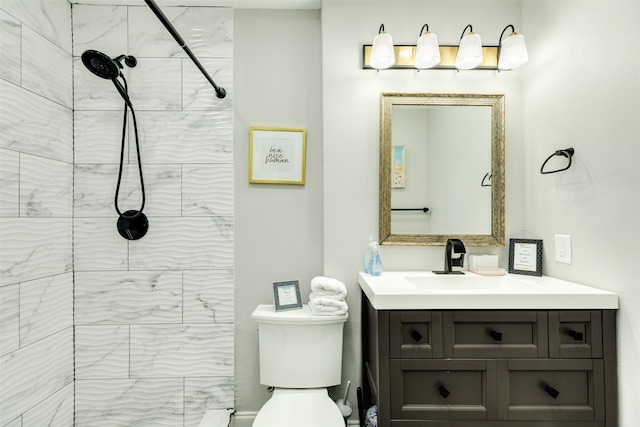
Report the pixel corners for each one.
[252,388,344,427]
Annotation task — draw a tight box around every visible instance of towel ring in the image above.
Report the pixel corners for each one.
[540,147,575,174]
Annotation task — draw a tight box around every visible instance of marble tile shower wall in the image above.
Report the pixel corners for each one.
[72,4,234,427]
[0,1,75,426]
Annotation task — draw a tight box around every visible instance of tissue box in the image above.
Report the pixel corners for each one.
[469,255,506,276]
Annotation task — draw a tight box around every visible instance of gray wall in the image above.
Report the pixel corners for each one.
[0,1,74,425]
[522,2,640,425]
[233,8,324,420]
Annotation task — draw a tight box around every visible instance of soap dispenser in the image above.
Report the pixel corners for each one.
[364,238,383,276]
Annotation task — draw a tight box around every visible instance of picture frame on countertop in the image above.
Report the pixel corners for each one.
[508,238,543,276]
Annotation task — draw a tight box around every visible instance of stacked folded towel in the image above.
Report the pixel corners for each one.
[309,276,348,316]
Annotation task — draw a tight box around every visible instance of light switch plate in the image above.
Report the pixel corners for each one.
[555,234,572,264]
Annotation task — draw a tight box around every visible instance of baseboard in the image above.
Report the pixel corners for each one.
[231,411,360,426]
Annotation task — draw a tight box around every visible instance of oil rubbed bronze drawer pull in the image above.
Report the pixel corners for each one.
[568,330,584,341]
[489,330,503,342]
[410,329,423,343]
[438,385,451,399]
[544,384,560,399]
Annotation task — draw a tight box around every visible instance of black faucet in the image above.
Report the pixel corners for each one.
[434,239,466,275]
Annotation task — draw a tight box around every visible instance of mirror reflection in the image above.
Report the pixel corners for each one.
[379,93,505,246]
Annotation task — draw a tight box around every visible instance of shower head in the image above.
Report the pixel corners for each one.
[81,50,137,79]
[82,50,138,109]
[82,50,120,80]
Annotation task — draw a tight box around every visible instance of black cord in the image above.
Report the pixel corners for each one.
[114,75,146,216]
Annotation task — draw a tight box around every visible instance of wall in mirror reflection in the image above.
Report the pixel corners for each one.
[390,105,492,235]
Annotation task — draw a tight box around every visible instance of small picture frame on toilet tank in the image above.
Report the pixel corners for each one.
[273,281,303,311]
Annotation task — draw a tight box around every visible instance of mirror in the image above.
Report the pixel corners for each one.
[379,93,505,246]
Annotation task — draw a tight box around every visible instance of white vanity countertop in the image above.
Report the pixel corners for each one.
[358,270,619,310]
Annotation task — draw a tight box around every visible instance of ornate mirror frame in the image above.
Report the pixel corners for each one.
[379,93,505,246]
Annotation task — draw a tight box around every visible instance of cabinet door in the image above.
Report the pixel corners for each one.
[549,311,603,358]
[443,311,548,358]
[389,359,497,421]
[497,359,605,421]
[390,311,443,359]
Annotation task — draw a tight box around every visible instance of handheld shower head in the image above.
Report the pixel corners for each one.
[82,50,120,79]
[82,50,138,109]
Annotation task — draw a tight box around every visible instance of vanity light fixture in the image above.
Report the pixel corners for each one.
[414,24,441,69]
[497,24,529,70]
[362,23,529,71]
[455,24,483,70]
[369,24,396,69]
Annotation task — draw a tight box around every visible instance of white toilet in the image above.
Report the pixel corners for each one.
[251,304,348,427]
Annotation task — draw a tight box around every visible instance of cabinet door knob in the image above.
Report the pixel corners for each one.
[410,329,423,343]
[544,385,560,399]
[489,330,503,341]
[568,330,584,341]
[438,385,451,399]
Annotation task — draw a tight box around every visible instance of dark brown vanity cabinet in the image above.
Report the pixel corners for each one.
[362,296,618,427]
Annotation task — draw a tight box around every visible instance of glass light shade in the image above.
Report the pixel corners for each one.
[414,32,441,69]
[370,32,395,69]
[498,33,528,70]
[455,32,483,70]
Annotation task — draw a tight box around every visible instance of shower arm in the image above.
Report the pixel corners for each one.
[143,0,226,99]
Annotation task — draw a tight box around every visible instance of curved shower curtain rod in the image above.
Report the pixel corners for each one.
[144,0,226,99]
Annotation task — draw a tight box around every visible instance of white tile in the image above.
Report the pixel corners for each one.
[128,6,233,59]
[129,217,234,270]
[73,163,122,217]
[0,284,20,356]
[21,26,72,108]
[76,325,129,379]
[19,273,73,346]
[73,5,128,57]
[184,377,234,427]
[130,324,233,378]
[75,378,183,427]
[74,110,127,164]
[20,154,72,217]
[0,328,73,426]
[22,382,74,427]
[0,149,19,217]
[183,270,234,324]
[74,163,181,218]
[182,164,233,217]
[0,10,21,84]
[183,58,233,111]
[73,217,128,271]
[128,57,182,111]
[3,417,21,427]
[133,110,233,164]
[0,0,72,53]
[0,80,73,162]
[75,270,182,325]
[0,218,72,286]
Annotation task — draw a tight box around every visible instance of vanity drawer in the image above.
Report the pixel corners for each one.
[549,310,603,358]
[390,359,496,421]
[497,359,605,421]
[443,311,548,358]
[390,311,443,359]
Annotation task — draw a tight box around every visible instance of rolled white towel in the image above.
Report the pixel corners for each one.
[310,276,347,299]
[309,293,348,316]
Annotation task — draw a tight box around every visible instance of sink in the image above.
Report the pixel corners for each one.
[357,270,619,310]
[405,274,546,292]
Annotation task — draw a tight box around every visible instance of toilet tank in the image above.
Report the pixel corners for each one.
[251,304,348,388]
